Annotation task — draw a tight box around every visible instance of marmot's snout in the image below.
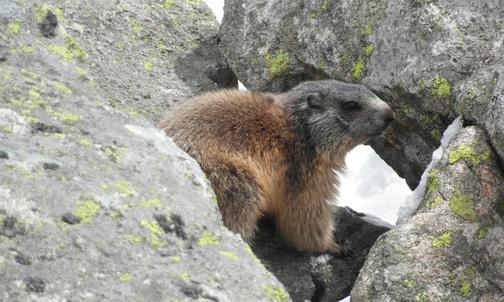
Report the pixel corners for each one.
[384,106,395,124]
[372,101,395,136]
[383,105,395,128]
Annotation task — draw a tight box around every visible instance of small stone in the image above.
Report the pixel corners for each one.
[43,162,59,170]
[24,276,46,293]
[0,151,8,159]
[61,212,82,225]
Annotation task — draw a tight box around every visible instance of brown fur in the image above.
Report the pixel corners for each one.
[159,80,394,254]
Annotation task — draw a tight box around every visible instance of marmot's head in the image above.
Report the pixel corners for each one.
[286,80,394,153]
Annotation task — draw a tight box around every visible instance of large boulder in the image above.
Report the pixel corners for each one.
[352,127,504,301]
[1,0,236,124]
[0,0,286,301]
[218,0,504,190]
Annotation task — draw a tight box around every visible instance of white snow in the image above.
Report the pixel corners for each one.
[396,117,462,224]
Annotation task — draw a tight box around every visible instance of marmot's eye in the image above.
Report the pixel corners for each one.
[342,101,361,111]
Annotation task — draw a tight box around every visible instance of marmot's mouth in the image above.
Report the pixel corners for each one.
[372,119,393,136]
[370,126,390,137]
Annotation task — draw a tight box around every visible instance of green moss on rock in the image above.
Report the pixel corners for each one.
[174,271,190,281]
[55,111,81,123]
[459,281,472,297]
[127,234,142,242]
[449,190,476,221]
[430,129,441,141]
[415,292,428,302]
[143,60,154,71]
[109,180,136,196]
[321,0,328,12]
[430,78,451,98]
[65,35,85,58]
[473,226,488,240]
[364,44,374,56]
[432,231,452,248]
[426,196,443,209]
[103,145,127,163]
[425,169,440,195]
[54,82,73,95]
[45,43,73,61]
[448,144,490,165]
[8,19,22,35]
[165,0,174,10]
[198,230,219,245]
[140,220,163,236]
[461,268,476,280]
[351,58,365,79]
[139,196,162,207]
[218,251,239,260]
[119,273,132,281]
[169,256,181,262]
[12,42,35,53]
[35,4,51,23]
[75,198,100,223]
[265,50,289,78]
[130,17,143,31]
[262,284,289,302]
[364,24,372,35]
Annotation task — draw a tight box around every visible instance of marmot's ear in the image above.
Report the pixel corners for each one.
[307,93,323,110]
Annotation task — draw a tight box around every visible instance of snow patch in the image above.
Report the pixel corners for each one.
[396,117,463,224]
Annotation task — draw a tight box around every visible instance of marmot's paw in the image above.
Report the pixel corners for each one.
[337,247,354,259]
[328,242,354,259]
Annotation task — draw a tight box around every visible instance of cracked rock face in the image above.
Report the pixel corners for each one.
[0,0,284,301]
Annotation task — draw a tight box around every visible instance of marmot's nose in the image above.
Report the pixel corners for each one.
[384,106,395,124]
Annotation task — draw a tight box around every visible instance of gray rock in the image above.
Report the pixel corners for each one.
[351,127,504,301]
[0,0,287,301]
[1,0,235,125]
[485,66,504,165]
[219,0,504,189]
[175,35,238,95]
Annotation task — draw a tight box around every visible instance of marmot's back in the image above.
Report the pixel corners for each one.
[159,90,294,159]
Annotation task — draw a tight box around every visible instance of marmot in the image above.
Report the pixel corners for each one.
[159,80,394,255]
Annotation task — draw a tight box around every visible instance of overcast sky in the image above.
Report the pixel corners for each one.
[204,0,225,22]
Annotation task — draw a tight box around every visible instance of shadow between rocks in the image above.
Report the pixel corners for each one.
[250,206,390,302]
